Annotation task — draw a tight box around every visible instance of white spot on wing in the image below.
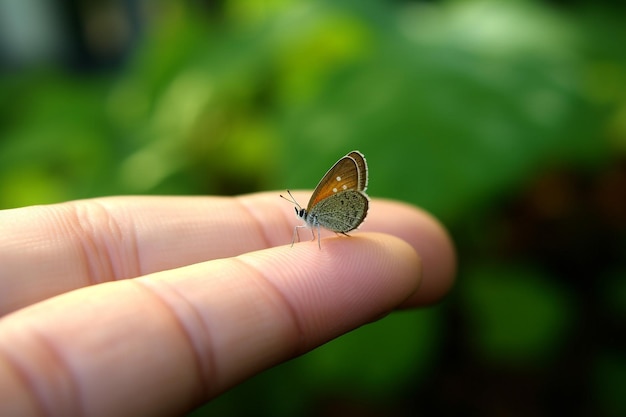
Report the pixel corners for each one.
[336,176,341,181]
[332,187,338,193]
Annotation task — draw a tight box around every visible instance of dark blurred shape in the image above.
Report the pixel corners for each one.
[0,0,144,71]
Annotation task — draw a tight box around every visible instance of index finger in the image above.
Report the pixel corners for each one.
[0,194,455,314]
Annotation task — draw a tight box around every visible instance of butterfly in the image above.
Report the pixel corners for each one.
[281,151,369,248]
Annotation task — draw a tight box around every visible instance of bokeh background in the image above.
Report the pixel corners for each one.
[2,0,626,415]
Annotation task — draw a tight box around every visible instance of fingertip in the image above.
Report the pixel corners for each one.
[403,208,456,307]
[363,200,457,307]
[247,192,456,306]
[241,232,422,345]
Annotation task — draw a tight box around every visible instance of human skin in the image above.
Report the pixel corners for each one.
[0,192,456,416]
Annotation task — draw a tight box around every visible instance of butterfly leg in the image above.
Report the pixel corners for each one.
[292,225,306,247]
[317,224,322,249]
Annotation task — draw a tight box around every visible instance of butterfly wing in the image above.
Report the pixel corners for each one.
[307,153,362,211]
[310,190,369,233]
[347,151,368,192]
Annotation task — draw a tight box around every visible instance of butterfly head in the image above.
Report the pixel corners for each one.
[280,190,307,220]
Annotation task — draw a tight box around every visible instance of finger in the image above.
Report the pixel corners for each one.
[0,193,454,314]
[0,233,420,416]
[363,199,456,307]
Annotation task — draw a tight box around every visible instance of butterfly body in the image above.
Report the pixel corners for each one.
[281,151,369,248]
[298,190,369,233]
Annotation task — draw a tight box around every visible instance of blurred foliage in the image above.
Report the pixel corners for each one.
[1,0,626,416]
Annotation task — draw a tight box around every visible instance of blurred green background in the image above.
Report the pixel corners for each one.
[2,0,626,415]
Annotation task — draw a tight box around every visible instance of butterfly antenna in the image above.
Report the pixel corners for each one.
[280,190,302,210]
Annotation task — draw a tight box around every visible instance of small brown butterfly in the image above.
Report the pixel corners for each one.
[281,151,369,248]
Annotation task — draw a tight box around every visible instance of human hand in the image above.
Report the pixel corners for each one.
[0,193,456,416]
